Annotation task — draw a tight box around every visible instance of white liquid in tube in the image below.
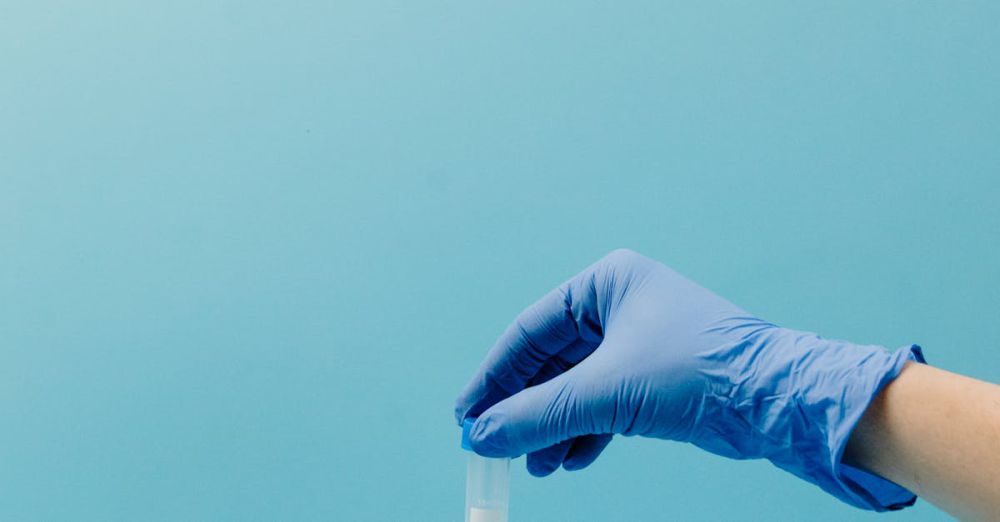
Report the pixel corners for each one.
[468,507,506,522]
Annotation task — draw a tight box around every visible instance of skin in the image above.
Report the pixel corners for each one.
[844,363,1000,521]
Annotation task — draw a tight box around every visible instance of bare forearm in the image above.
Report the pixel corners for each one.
[844,362,1000,521]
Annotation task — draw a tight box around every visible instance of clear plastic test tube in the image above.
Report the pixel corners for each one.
[461,418,510,522]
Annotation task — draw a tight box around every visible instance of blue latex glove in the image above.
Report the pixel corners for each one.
[454,249,924,511]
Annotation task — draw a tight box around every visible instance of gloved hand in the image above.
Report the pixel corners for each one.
[454,249,924,511]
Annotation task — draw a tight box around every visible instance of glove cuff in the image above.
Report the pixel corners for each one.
[693,332,925,512]
[777,342,925,511]
[818,344,924,511]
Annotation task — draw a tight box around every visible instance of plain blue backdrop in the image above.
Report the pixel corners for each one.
[2,1,998,520]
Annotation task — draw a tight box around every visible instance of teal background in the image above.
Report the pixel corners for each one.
[2,1,998,520]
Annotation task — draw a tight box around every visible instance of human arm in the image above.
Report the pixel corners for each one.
[845,362,1000,521]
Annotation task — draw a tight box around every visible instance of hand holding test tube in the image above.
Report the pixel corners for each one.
[454,249,922,512]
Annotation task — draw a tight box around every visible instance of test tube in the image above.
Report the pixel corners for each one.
[461,417,510,522]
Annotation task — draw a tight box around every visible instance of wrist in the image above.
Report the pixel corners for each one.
[779,339,924,511]
[705,328,925,511]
